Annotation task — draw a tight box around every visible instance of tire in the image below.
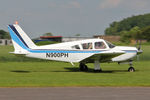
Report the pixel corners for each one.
[84,65,88,71]
[128,67,135,72]
[79,63,88,71]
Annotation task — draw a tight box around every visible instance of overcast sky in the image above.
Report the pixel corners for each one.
[1,0,150,38]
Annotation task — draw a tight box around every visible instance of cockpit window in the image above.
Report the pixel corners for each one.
[105,41,115,48]
[95,42,106,49]
[72,45,80,49]
[82,43,92,49]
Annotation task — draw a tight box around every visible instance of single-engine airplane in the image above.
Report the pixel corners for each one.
[7,23,142,72]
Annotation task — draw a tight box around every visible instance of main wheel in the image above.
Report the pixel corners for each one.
[79,63,88,71]
[128,67,135,72]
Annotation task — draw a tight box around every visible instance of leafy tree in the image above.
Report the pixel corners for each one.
[130,26,142,40]
[140,26,150,41]
[120,31,131,43]
[120,26,142,43]
[0,30,10,39]
[105,13,150,35]
[105,22,119,35]
[75,34,80,37]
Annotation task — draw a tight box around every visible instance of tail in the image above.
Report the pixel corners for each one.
[8,23,37,54]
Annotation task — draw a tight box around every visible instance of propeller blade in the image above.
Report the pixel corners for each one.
[138,40,142,50]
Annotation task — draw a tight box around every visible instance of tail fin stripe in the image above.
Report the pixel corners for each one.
[9,25,29,48]
[8,26,29,50]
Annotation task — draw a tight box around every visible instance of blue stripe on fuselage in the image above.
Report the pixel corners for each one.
[123,50,137,53]
[28,49,137,53]
[29,49,101,53]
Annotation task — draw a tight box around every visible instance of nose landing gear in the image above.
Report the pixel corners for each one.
[128,61,135,72]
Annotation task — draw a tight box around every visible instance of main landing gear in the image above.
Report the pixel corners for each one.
[128,61,135,72]
[79,60,102,72]
[94,60,102,72]
[79,63,88,71]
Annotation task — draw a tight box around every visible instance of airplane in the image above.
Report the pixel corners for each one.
[7,22,143,72]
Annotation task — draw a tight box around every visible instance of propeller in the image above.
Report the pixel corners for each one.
[136,40,143,61]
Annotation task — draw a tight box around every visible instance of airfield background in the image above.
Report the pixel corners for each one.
[0,13,150,87]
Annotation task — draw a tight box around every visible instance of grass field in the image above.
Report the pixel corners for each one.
[0,45,150,87]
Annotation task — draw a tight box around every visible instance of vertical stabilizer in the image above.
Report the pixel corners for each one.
[13,24,36,48]
[8,23,37,54]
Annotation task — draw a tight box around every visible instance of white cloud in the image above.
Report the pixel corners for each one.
[99,0,121,9]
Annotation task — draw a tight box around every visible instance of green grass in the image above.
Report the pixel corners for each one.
[0,45,150,87]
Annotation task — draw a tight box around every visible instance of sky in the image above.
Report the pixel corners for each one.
[0,0,150,38]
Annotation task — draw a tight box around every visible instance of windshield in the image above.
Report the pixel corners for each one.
[105,41,115,48]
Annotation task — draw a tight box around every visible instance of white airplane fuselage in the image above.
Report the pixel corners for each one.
[26,45,136,63]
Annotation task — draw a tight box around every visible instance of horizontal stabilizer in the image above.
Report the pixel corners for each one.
[9,52,28,55]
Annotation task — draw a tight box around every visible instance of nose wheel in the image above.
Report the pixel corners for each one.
[128,67,135,72]
[128,61,135,72]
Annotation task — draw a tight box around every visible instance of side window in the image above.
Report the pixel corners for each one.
[95,42,106,49]
[72,45,80,49]
[82,43,92,49]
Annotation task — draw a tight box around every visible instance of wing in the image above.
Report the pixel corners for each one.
[79,50,125,63]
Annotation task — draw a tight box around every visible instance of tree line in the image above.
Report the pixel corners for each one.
[0,30,10,39]
[105,13,150,42]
